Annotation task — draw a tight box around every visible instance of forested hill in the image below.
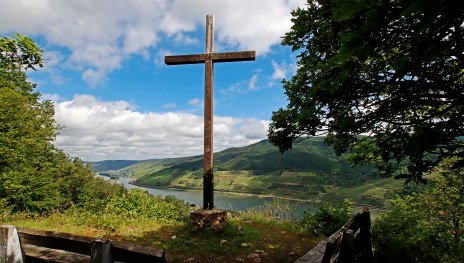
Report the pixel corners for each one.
[92,137,373,175]
[92,160,138,172]
[92,138,394,202]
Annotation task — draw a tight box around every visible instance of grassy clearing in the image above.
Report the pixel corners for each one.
[323,178,405,205]
[2,206,320,263]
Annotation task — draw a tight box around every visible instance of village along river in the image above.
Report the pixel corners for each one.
[104,176,316,219]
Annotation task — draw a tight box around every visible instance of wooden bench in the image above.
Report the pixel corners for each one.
[295,209,373,263]
[1,225,166,263]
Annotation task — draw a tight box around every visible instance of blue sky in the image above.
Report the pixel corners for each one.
[0,0,305,161]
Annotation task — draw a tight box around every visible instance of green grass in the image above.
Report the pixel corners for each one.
[2,206,320,263]
[322,177,405,205]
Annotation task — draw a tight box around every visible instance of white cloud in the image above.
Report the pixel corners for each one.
[42,50,66,84]
[248,74,258,90]
[162,103,177,109]
[82,69,107,87]
[154,48,173,67]
[188,98,203,107]
[271,60,287,80]
[221,73,263,97]
[163,0,306,54]
[52,94,268,160]
[173,33,199,46]
[0,0,306,86]
[41,93,61,102]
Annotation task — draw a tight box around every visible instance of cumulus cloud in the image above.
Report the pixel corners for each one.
[221,72,265,97]
[162,0,306,54]
[248,74,258,90]
[50,94,268,161]
[188,98,203,107]
[0,0,305,86]
[271,60,288,80]
[162,103,176,109]
[42,50,66,84]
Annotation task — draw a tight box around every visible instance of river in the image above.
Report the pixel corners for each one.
[107,177,316,219]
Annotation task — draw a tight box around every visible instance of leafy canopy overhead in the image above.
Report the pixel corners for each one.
[269,0,464,180]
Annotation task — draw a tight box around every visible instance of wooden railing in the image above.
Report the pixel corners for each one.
[0,225,165,262]
[295,209,373,263]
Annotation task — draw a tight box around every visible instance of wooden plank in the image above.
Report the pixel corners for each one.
[17,228,92,256]
[295,210,372,263]
[22,244,89,263]
[294,240,326,263]
[164,51,256,65]
[203,57,214,209]
[339,229,355,263]
[164,54,208,65]
[0,225,24,263]
[164,14,256,210]
[296,227,345,263]
[111,240,165,263]
[203,14,215,210]
[17,227,166,262]
[357,210,373,262]
[205,14,214,53]
[212,51,256,63]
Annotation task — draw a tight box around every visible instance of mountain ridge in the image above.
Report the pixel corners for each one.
[91,138,405,205]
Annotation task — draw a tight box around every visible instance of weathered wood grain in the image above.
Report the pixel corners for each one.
[91,239,112,263]
[164,51,255,65]
[22,244,89,263]
[16,227,166,263]
[0,225,24,263]
[165,14,255,210]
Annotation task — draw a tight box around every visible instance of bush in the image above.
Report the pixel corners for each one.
[300,199,352,236]
[240,199,296,222]
[372,167,464,263]
[104,189,189,222]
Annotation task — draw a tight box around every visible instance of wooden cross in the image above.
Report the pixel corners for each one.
[165,14,255,209]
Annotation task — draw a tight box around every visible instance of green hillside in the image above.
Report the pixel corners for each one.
[125,138,372,175]
[92,160,138,172]
[92,138,405,204]
[99,138,403,203]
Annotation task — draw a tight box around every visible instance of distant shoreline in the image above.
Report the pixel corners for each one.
[129,180,318,204]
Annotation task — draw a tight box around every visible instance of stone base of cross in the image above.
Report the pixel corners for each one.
[165,14,255,210]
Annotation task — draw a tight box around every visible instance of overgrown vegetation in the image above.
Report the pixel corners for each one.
[373,162,464,263]
[269,0,464,181]
[3,198,320,263]
[300,200,352,237]
[0,34,189,222]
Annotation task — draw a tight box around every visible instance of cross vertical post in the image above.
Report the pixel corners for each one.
[203,14,214,209]
[165,14,255,210]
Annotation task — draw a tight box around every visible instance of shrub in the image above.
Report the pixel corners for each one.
[300,199,352,236]
[373,166,464,263]
[103,189,189,222]
[240,199,296,222]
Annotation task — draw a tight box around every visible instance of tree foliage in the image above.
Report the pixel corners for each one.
[269,0,464,180]
[0,35,112,213]
[300,199,352,236]
[0,35,190,221]
[0,34,61,212]
[373,163,464,262]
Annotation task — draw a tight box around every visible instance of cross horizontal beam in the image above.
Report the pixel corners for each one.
[165,51,256,65]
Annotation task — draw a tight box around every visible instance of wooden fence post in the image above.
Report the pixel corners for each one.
[339,229,355,263]
[0,225,24,263]
[358,210,373,262]
[91,239,113,263]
